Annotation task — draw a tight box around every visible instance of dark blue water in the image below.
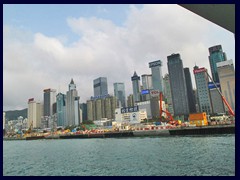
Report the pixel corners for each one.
[3,135,235,176]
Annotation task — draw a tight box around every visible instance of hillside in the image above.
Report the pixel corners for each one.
[4,108,28,121]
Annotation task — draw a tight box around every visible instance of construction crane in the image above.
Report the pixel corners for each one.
[159,92,179,126]
[206,71,235,117]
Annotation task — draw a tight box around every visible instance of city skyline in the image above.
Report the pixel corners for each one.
[3,4,235,111]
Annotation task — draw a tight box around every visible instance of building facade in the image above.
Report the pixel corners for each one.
[28,98,43,128]
[114,82,126,107]
[131,71,141,103]
[209,87,225,114]
[163,74,174,115]
[193,66,213,115]
[184,68,197,113]
[167,53,189,117]
[56,93,66,127]
[208,45,227,83]
[3,112,6,130]
[43,88,56,116]
[80,103,88,122]
[141,74,153,90]
[93,77,108,97]
[66,79,80,126]
[149,60,164,93]
[217,60,235,112]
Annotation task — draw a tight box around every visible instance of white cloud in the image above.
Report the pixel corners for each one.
[3,4,235,111]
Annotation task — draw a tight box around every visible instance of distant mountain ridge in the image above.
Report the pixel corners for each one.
[4,108,28,121]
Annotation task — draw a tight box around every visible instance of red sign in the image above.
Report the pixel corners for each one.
[193,68,206,74]
[150,90,160,97]
[28,98,34,103]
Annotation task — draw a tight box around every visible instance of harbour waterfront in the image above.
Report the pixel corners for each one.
[3,135,235,176]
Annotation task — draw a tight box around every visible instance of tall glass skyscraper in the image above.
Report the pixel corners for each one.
[167,54,189,117]
[208,45,227,83]
[43,88,56,116]
[141,74,153,90]
[93,77,108,97]
[56,93,66,127]
[193,66,213,115]
[114,83,126,107]
[66,79,80,126]
[131,71,141,103]
[184,68,196,113]
[149,60,164,93]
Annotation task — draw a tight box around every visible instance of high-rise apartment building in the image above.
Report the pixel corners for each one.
[141,74,153,90]
[28,98,43,128]
[43,88,56,116]
[184,68,196,113]
[131,71,141,103]
[149,60,164,93]
[114,83,126,107]
[167,54,189,117]
[56,93,66,127]
[208,45,227,83]
[66,79,80,126]
[217,60,235,112]
[163,74,174,115]
[93,77,108,97]
[193,66,213,114]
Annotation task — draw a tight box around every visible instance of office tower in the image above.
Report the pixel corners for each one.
[93,77,108,97]
[80,103,88,122]
[209,85,225,114]
[131,71,141,103]
[114,83,126,107]
[66,79,80,126]
[56,93,66,127]
[28,98,42,128]
[87,100,95,121]
[167,53,189,117]
[193,89,199,112]
[184,68,197,113]
[149,60,164,93]
[43,88,56,116]
[127,94,134,107]
[163,74,174,115]
[217,60,235,112]
[193,66,213,114]
[141,74,153,90]
[208,45,227,83]
[74,96,81,124]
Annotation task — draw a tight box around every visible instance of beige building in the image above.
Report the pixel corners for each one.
[28,98,43,128]
[3,112,5,130]
[217,60,235,112]
[127,94,134,107]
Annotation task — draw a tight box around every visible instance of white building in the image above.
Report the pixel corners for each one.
[28,98,43,128]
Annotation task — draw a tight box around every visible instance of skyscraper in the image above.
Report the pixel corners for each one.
[66,79,80,126]
[127,94,134,107]
[28,98,42,128]
[217,60,235,112]
[149,60,164,93]
[141,74,153,90]
[184,68,196,113]
[167,54,189,117]
[93,77,108,97]
[193,66,213,114]
[208,45,227,83]
[163,74,174,115]
[56,93,66,127]
[43,88,56,116]
[114,83,126,107]
[131,71,141,103]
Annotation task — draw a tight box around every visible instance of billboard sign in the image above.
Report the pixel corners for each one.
[193,68,206,74]
[149,60,162,68]
[141,89,150,95]
[150,90,159,97]
[208,82,220,89]
[121,106,139,114]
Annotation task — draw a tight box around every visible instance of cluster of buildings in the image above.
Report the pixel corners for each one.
[3,45,235,131]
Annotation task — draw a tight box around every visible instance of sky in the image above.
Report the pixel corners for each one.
[3,4,235,111]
